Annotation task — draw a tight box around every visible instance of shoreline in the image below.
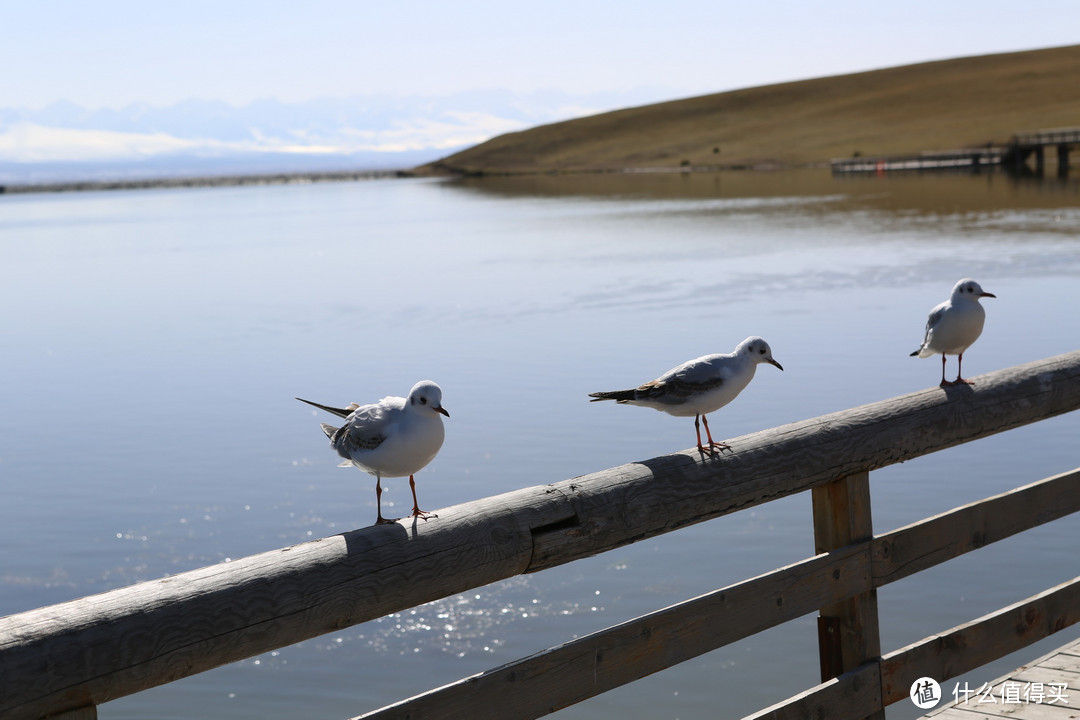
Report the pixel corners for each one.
[0,168,416,195]
[0,163,819,196]
[1,155,1061,197]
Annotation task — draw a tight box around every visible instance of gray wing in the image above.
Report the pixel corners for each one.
[331,403,389,456]
[299,397,388,456]
[632,375,725,405]
[623,354,725,405]
[911,302,947,356]
[919,303,947,345]
[924,304,946,335]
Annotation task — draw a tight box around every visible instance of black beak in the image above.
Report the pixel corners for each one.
[769,359,784,371]
[435,406,450,418]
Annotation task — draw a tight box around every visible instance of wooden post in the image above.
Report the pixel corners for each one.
[2,352,1079,720]
[1058,144,1070,178]
[812,472,882,703]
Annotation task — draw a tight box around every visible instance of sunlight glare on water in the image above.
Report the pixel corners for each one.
[1,169,1078,719]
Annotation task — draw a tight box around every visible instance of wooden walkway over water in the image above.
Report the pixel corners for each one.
[831,126,1080,176]
[921,635,1080,719]
[2,351,1079,719]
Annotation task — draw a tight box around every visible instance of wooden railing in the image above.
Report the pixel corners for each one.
[2,351,1080,720]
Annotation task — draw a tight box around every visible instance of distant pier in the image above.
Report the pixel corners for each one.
[1005,127,1080,176]
[832,126,1080,176]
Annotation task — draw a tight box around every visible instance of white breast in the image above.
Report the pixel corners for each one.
[928,301,986,355]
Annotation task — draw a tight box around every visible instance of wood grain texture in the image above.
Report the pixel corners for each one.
[363,462,1080,719]
[872,468,1080,586]
[879,576,1080,705]
[1,351,1078,719]
[529,351,1080,571]
[742,662,882,720]
[922,636,1080,719]
[812,472,883,698]
[0,486,573,720]
[356,546,871,719]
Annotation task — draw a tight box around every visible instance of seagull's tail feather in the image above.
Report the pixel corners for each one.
[296,397,354,419]
[909,349,921,357]
[589,389,637,403]
[319,422,339,439]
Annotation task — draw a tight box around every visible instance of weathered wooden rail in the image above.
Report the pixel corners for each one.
[2,351,1079,719]
[923,634,1080,719]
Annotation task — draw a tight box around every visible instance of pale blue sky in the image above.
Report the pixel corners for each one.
[6,0,1078,110]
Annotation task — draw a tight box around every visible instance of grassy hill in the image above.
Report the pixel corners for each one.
[419,45,1080,175]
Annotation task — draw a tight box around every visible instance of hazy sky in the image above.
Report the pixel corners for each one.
[6,0,1078,110]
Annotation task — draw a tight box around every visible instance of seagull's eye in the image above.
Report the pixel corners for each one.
[420,397,427,404]
[759,348,765,354]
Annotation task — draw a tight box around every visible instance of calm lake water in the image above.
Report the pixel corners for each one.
[2,168,1079,719]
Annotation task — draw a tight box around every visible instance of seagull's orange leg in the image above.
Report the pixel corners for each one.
[954,352,974,385]
[409,475,438,521]
[374,476,398,525]
[693,414,706,453]
[701,414,731,453]
[939,355,951,387]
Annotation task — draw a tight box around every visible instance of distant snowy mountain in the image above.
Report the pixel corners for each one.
[0,88,674,184]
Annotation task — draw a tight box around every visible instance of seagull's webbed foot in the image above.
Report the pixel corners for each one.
[374,514,401,525]
[697,441,732,456]
[410,509,438,522]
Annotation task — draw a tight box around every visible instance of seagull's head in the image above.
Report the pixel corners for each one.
[408,380,450,418]
[952,278,996,301]
[739,336,784,371]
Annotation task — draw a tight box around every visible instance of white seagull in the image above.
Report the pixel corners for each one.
[910,278,996,386]
[297,380,449,525]
[588,336,783,454]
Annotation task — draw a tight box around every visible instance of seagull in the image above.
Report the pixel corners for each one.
[588,336,783,454]
[297,380,449,525]
[910,278,996,386]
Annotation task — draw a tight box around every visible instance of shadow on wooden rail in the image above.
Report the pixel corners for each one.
[1,350,1079,720]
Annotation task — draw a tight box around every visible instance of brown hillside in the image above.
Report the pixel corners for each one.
[420,45,1080,174]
